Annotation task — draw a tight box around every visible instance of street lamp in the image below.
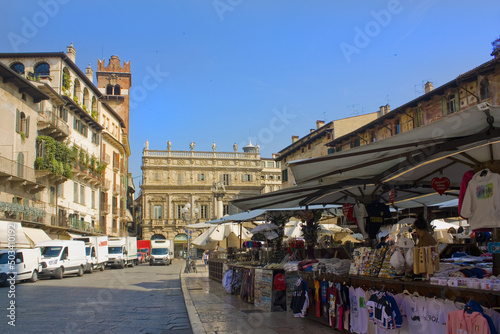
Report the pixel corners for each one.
[181,203,199,269]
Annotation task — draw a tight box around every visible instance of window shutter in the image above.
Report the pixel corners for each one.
[25,116,30,138]
[73,117,77,130]
[441,96,447,116]
[241,174,244,182]
[15,109,20,133]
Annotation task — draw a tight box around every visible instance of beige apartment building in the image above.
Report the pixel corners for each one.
[277,114,379,188]
[0,44,132,238]
[136,141,280,256]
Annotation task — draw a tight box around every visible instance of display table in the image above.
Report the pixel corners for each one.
[208,258,226,282]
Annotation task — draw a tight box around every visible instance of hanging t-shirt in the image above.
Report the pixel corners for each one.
[421,297,445,334]
[447,310,491,334]
[320,280,329,321]
[314,280,321,317]
[458,170,475,218]
[343,203,356,222]
[350,286,361,334]
[367,292,393,329]
[438,299,464,327]
[400,295,427,334]
[460,168,500,230]
[327,285,339,328]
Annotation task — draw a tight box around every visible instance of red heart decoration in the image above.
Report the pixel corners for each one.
[431,177,450,196]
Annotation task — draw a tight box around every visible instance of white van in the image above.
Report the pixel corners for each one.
[36,240,86,279]
[73,236,109,273]
[0,248,42,285]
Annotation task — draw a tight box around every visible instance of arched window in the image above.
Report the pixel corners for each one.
[34,62,50,79]
[480,79,490,100]
[106,84,113,95]
[62,67,71,90]
[73,79,81,101]
[91,96,97,118]
[83,88,90,110]
[16,109,29,136]
[10,62,24,75]
[114,85,121,95]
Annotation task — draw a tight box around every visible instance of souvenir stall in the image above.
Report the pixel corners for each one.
[232,104,500,333]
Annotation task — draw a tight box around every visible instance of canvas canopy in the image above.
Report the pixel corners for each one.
[23,227,51,247]
[0,220,30,248]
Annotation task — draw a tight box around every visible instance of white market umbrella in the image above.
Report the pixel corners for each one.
[251,223,279,234]
[192,223,252,248]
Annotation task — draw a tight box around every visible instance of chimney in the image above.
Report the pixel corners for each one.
[379,105,386,117]
[316,120,325,129]
[424,81,434,94]
[86,64,93,83]
[292,135,299,143]
[385,104,390,113]
[67,43,76,63]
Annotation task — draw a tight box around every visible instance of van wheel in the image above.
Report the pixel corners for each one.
[99,265,104,271]
[88,265,93,274]
[130,261,135,268]
[55,267,64,279]
[30,270,38,283]
[77,266,84,277]
[120,262,125,269]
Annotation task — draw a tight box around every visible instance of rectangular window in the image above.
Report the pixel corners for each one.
[154,205,162,219]
[177,172,184,185]
[261,161,266,167]
[282,169,288,182]
[91,131,99,145]
[223,205,229,216]
[49,186,55,204]
[59,107,68,122]
[56,183,63,198]
[243,174,252,182]
[200,205,208,219]
[327,148,335,154]
[80,185,85,205]
[176,205,184,219]
[199,173,205,181]
[154,172,161,181]
[91,190,95,209]
[222,174,230,186]
[74,182,78,203]
[276,162,281,168]
[267,161,274,168]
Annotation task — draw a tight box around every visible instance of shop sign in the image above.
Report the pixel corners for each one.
[431,177,450,195]
[389,189,396,204]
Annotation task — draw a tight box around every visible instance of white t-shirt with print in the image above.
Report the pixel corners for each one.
[400,295,427,334]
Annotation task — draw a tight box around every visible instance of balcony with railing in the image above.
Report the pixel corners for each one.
[112,183,120,195]
[102,178,111,191]
[68,218,103,234]
[0,155,45,194]
[37,109,70,139]
[151,219,164,227]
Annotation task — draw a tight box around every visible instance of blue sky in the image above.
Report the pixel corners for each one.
[2,0,500,188]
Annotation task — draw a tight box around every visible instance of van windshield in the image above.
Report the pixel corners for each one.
[108,246,123,254]
[151,248,169,255]
[85,247,91,256]
[40,246,62,258]
[0,253,8,264]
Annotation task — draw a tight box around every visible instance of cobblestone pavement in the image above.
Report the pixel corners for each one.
[182,261,342,334]
[0,259,191,334]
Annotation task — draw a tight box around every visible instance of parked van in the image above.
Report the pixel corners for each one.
[73,236,108,273]
[0,248,42,285]
[36,240,86,279]
[107,237,138,268]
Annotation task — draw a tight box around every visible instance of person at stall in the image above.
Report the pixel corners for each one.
[203,250,209,271]
[412,217,437,247]
[376,236,388,249]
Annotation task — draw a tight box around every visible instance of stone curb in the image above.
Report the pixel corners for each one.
[180,261,207,334]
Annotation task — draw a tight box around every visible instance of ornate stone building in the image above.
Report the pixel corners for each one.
[137,141,280,256]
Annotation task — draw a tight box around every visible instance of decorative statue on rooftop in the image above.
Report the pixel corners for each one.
[189,141,196,151]
[167,140,172,151]
[144,140,149,150]
[233,142,238,152]
[212,142,217,152]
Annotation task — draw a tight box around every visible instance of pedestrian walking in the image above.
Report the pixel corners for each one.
[203,250,209,271]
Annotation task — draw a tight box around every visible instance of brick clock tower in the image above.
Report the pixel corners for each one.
[96,55,131,135]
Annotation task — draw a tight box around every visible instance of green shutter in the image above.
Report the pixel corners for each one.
[441,97,447,116]
[15,109,20,133]
[25,116,30,138]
